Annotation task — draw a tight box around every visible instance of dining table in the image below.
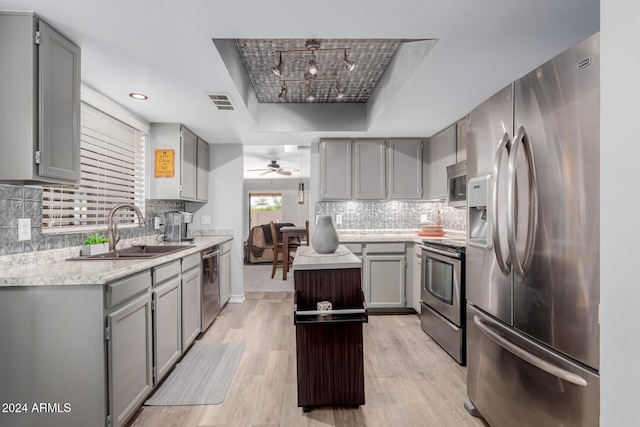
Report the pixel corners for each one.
[280,225,308,280]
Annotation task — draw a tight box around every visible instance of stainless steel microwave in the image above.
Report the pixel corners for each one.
[447,161,467,208]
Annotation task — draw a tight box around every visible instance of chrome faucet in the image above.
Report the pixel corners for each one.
[107,203,146,252]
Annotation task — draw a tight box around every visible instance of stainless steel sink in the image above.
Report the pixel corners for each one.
[70,245,195,260]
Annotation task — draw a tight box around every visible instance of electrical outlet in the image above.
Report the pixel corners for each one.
[154,217,161,230]
[18,218,31,241]
[420,214,428,223]
[336,214,343,225]
[201,215,211,225]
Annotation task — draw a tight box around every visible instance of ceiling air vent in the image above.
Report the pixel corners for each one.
[207,93,235,111]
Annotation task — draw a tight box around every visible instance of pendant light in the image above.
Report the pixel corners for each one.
[298,151,304,204]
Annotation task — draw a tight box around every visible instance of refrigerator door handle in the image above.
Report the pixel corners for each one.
[506,126,538,281]
[473,315,588,387]
[491,132,512,276]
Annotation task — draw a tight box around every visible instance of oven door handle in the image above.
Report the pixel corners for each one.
[419,245,462,259]
[473,316,588,387]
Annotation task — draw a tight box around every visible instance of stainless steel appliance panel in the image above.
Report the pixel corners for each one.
[466,305,599,427]
[465,85,514,325]
[513,33,600,370]
[420,245,462,326]
[421,302,464,364]
[201,248,220,332]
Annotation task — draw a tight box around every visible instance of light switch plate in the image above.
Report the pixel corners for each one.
[420,214,428,223]
[18,218,31,241]
[201,215,211,225]
[336,214,343,225]
[154,217,161,230]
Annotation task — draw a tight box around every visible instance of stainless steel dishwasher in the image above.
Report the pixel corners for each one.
[201,246,220,332]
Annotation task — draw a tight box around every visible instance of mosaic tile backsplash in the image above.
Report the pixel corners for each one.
[315,200,467,231]
[0,184,185,256]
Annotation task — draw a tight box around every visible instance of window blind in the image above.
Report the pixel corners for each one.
[42,102,146,229]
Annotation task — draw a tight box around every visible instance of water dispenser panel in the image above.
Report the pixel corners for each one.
[467,175,492,249]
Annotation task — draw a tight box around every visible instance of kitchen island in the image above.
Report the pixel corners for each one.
[293,245,367,412]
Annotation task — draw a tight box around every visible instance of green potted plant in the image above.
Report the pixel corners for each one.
[82,233,110,256]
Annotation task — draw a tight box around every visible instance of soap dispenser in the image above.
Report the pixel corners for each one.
[436,210,442,227]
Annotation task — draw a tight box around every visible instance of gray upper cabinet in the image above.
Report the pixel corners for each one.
[196,138,209,202]
[319,139,352,200]
[180,127,198,200]
[354,139,386,200]
[456,117,468,162]
[425,124,456,200]
[150,123,208,202]
[388,139,423,199]
[0,12,81,184]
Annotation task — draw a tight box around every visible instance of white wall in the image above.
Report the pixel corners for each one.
[187,144,245,303]
[600,2,640,424]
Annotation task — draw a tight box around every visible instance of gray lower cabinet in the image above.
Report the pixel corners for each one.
[0,12,81,184]
[152,276,182,384]
[362,243,406,309]
[107,291,153,427]
[181,267,201,351]
[220,241,232,306]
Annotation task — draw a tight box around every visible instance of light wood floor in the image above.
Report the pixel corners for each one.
[127,289,488,427]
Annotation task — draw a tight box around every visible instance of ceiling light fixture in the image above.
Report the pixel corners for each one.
[306,81,316,102]
[335,82,345,99]
[271,39,355,101]
[342,50,356,72]
[129,92,148,100]
[278,81,287,101]
[271,52,284,77]
[307,52,318,76]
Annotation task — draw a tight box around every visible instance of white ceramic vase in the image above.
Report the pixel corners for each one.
[311,215,339,254]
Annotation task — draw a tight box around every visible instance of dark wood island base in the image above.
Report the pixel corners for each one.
[292,249,367,412]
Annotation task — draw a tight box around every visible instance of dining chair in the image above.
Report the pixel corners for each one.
[269,221,299,279]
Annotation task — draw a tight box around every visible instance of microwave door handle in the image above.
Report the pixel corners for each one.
[473,315,587,387]
[507,126,538,281]
[492,132,512,276]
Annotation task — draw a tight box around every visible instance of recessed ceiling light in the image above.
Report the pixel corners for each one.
[129,92,148,100]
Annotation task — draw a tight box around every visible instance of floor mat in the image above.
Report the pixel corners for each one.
[144,342,244,406]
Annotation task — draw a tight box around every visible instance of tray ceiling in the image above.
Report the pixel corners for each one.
[236,39,403,103]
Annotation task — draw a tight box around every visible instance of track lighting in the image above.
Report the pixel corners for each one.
[278,81,287,101]
[306,82,315,102]
[272,52,284,77]
[270,40,355,101]
[307,52,318,76]
[342,51,356,72]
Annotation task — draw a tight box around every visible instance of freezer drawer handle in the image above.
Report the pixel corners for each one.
[473,316,588,387]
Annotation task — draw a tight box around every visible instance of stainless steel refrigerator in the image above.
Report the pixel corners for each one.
[464,33,600,427]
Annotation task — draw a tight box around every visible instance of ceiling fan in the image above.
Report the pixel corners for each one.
[247,160,300,176]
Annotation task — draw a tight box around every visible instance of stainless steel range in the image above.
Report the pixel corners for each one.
[419,238,466,365]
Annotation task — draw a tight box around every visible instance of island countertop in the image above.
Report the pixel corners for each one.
[292,245,362,270]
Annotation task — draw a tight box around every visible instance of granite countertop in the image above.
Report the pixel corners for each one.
[0,234,232,287]
[292,245,362,270]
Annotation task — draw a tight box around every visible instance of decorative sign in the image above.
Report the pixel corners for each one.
[154,149,175,178]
